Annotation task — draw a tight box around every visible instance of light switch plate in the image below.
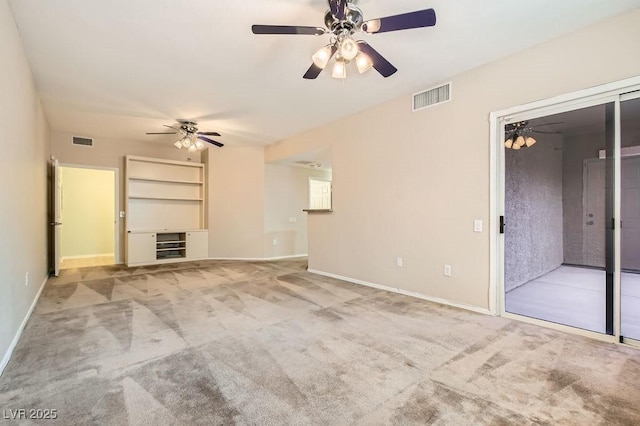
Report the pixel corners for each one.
[474,220,483,232]
[120,211,126,218]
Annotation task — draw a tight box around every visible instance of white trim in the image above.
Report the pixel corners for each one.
[308,269,492,316]
[501,312,617,344]
[61,253,115,261]
[209,254,308,262]
[492,75,640,119]
[0,276,47,377]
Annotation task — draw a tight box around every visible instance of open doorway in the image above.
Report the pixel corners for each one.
[59,166,118,269]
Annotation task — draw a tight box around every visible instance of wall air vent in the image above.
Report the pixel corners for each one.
[412,82,452,112]
[72,136,94,147]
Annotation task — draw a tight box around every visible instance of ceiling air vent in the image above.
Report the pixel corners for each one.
[72,136,94,147]
[412,82,452,112]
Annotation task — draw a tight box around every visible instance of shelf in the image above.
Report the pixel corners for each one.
[126,156,207,265]
[129,177,203,185]
[129,195,203,201]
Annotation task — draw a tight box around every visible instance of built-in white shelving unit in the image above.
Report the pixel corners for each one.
[125,156,208,266]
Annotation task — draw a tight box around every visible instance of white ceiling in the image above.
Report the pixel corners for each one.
[9,0,640,147]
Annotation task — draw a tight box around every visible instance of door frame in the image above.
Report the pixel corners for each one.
[58,163,121,265]
[489,75,640,345]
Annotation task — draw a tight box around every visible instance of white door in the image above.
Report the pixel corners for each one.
[621,156,640,270]
[309,179,332,209]
[49,159,61,276]
[583,159,607,268]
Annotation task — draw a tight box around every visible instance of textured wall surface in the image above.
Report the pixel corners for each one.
[505,134,564,291]
[562,129,605,266]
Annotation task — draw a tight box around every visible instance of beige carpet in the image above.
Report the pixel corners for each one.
[0,259,639,425]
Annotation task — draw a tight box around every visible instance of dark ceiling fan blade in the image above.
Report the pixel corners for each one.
[146,132,178,135]
[252,25,326,36]
[356,41,397,77]
[362,9,436,34]
[528,121,564,128]
[163,124,180,130]
[328,0,348,20]
[198,135,224,147]
[303,45,337,79]
[197,131,221,137]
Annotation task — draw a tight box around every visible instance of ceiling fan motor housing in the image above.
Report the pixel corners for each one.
[324,5,363,33]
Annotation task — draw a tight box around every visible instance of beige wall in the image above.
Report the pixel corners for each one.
[264,165,331,258]
[50,131,198,263]
[60,167,115,258]
[266,9,640,310]
[0,0,50,370]
[204,146,265,259]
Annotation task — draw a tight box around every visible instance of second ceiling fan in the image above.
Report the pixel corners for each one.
[252,0,436,79]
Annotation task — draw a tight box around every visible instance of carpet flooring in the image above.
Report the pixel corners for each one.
[1,259,639,425]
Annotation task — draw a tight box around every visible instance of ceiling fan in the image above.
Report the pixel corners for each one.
[146,119,224,151]
[251,0,436,79]
[505,121,562,150]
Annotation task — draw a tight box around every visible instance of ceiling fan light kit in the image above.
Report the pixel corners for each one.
[252,0,437,80]
[504,121,562,150]
[146,119,224,151]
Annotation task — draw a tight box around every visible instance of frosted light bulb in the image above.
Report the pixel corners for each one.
[340,38,358,60]
[516,135,525,147]
[182,138,191,148]
[195,140,204,150]
[504,138,513,149]
[356,52,373,74]
[512,143,521,150]
[312,45,332,69]
[174,141,183,149]
[188,144,197,152]
[525,137,536,147]
[332,61,346,79]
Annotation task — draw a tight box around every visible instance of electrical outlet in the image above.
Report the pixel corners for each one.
[397,257,403,268]
[25,272,29,286]
[272,239,278,246]
[120,211,126,218]
[444,265,452,277]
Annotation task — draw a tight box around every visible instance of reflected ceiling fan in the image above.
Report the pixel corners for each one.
[251,0,436,79]
[505,121,562,150]
[146,119,224,151]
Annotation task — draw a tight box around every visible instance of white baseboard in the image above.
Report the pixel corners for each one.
[0,275,48,377]
[209,254,308,261]
[307,269,492,316]
[61,253,114,261]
